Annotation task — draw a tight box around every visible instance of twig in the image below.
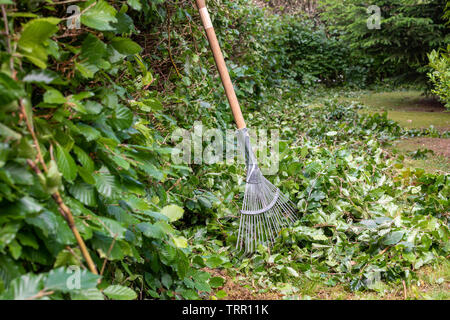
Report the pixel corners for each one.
[65,245,87,270]
[313,223,336,228]
[52,0,87,4]
[167,177,182,192]
[166,3,181,78]
[26,290,55,300]
[1,5,14,78]
[27,160,98,274]
[61,0,96,21]
[100,236,117,276]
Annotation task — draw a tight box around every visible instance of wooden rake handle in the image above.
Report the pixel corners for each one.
[195,0,246,129]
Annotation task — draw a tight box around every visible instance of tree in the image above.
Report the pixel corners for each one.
[318,0,449,83]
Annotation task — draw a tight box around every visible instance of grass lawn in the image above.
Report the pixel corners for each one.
[350,90,449,174]
[353,90,450,130]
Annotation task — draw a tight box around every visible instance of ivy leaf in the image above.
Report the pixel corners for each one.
[55,144,77,182]
[160,205,184,222]
[382,231,405,246]
[103,285,137,300]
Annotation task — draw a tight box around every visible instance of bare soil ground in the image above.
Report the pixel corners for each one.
[204,268,283,300]
[400,137,450,158]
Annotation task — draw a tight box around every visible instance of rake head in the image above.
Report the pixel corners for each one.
[235,128,298,254]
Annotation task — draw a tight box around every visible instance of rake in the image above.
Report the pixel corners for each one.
[195,0,298,253]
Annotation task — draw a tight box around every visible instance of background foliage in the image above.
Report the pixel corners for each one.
[0,0,448,300]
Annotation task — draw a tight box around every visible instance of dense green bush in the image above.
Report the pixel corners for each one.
[319,0,449,83]
[428,46,450,109]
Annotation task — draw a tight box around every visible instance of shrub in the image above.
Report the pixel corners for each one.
[428,46,450,109]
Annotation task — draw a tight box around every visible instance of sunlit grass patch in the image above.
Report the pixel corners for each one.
[351,91,450,131]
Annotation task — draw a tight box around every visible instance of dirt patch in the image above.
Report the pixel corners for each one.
[395,97,447,113]
[203,268,283,300]
[395,138,450,158]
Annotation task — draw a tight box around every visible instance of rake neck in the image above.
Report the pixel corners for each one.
[237,128,262,184]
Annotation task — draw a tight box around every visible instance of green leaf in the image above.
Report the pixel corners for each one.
[56,144,77,182]
[45,160,62,193]
[45,267,101,292]
[26,210,75,245]
[209,276,225,288]
[127,0,142,11]
[110,37,142,55]
[18,18,60,68]
[73,146,95,172]
[0,222,21,250]
[216,290,228,299]
[77,124,101,142]
[172,236,188,248]
[23,70,60,84]
[77,166,96,185]
[16,233,39,250]
[1,274,44,300]
[96,217,126,239]
[140,161,163,181]
[8,239,22,260]
[161,273,172,289]
[94,171,118,198]
[0,72,25,106]
[137,222,164,239]
[68,182,97,206]
[160,204,184,222]
[80,0,117,31]
[205,256,223,269]
[103,285,137,300]
[111,104,133,129]
[2,197,42,220]
[54,248,80,268]
[382,231,405,246]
